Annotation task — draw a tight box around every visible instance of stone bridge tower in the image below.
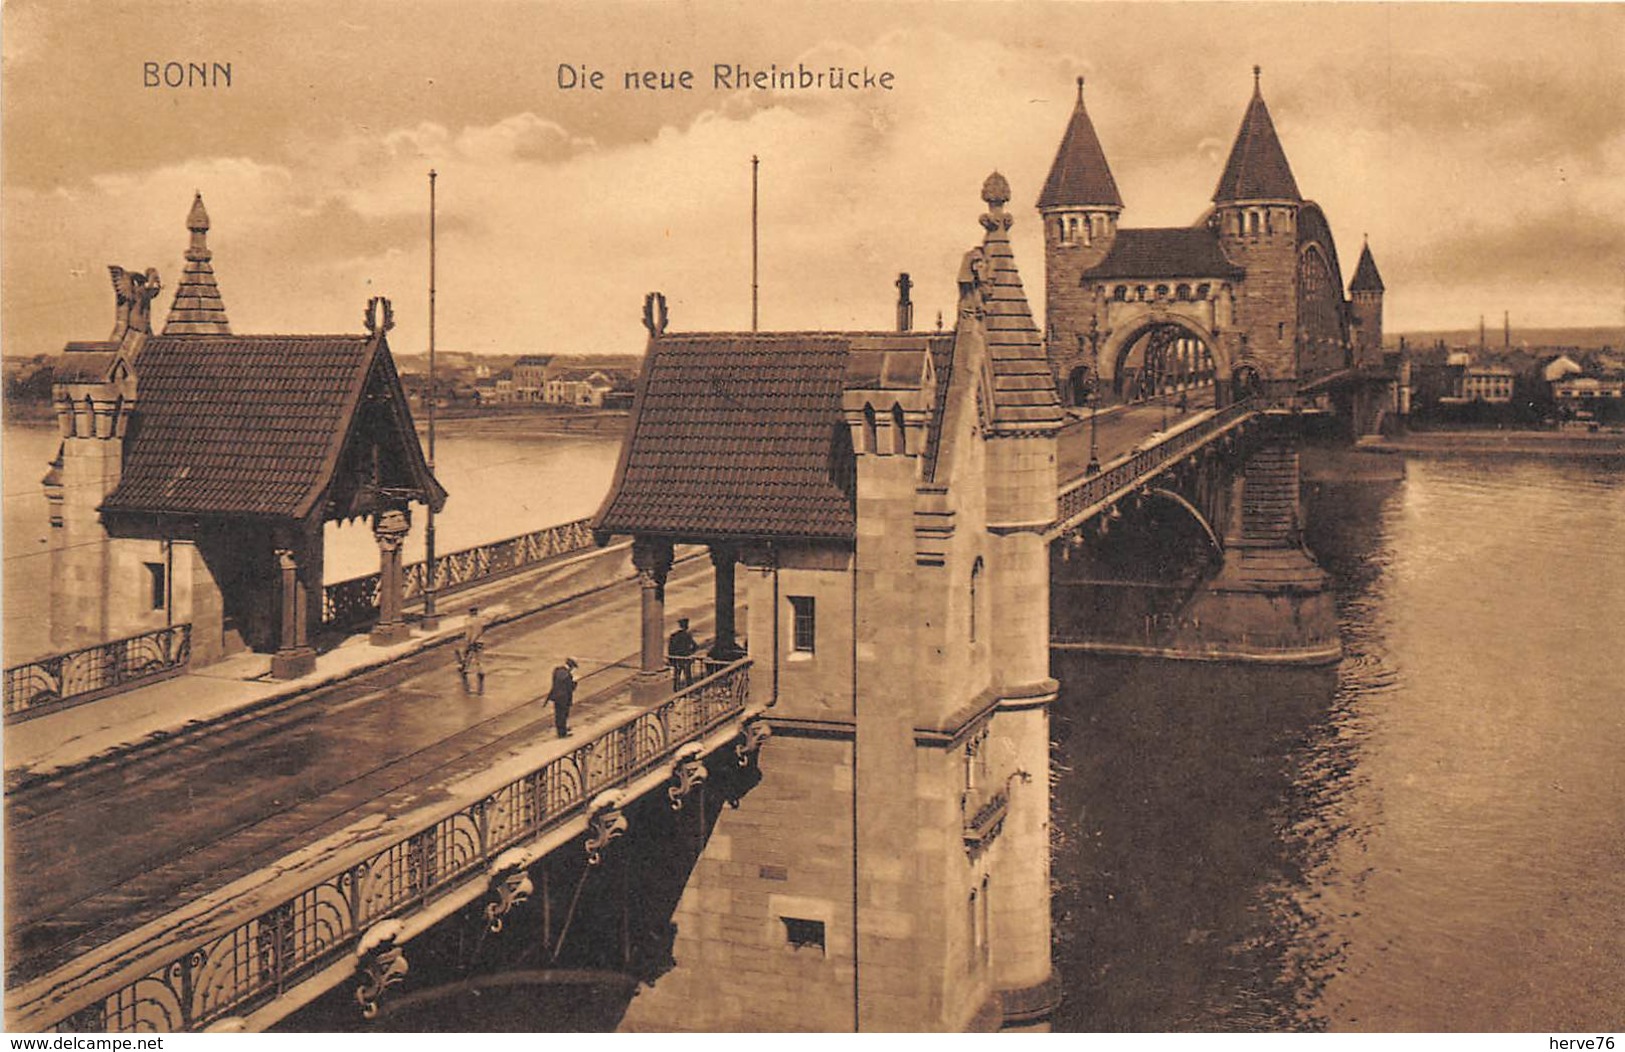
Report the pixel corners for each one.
[1212,67,1303,398]
[1038,76,1122,392]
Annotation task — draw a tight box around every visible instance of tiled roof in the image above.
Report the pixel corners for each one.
[514,355,553,366]
[978,174,1066,432]
[1213,77,1301,203]
[102,334,443,520]
[1081,227,1245,281]
[163,193,231,336]
[597,332,948,542]
[1037,80,1123,210]
[1349,243,1385,293]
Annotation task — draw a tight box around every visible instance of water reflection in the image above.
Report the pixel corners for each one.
[1051,456,1625,1032]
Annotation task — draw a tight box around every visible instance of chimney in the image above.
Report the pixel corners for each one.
[895,272,914,332]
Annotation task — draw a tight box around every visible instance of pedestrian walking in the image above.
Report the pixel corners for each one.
[458,605,488,694]
[548,657,579,738]
[668,617,699,689]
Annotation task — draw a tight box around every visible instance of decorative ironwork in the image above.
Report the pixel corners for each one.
[322,517,597,627]
[1053,399,1255,536]
[39,659,752,1033]
[353,921,408,1020]
[5,624,191,721]
[667,743,708,810]
[483,847,537,934]
[584,791,629,865]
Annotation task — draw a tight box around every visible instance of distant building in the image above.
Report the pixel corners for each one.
[1542,354,1583,384]
[546,368,617,407]
[512,354,554,400]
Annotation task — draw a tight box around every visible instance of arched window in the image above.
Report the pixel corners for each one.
[83,395,96,437]
[1175,284,1191,301]
[862,403,877,454]
[1136,285,1148,301]
[1155,284,1170,300]
[1113,285,1128,302]
[968,889,980,969]
[1196,283,1211,300]
[891,403,907,455]
[970,556,984,643]
[1249,211,1260,235]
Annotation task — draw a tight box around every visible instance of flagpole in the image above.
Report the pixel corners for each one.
[422,169,440,630]
[752,155,759,332]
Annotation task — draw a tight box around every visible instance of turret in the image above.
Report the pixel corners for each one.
[1348,239,1385,368]
[1038,77,1122,383]
[1213,67,1303,388]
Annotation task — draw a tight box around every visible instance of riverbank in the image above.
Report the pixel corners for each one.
[1364,428,1625,458]
[413,407,628,438]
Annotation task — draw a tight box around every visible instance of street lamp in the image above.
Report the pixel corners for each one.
[1084,317,1102,475]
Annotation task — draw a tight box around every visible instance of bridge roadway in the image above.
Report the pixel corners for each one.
[1056,388,1218,485]
[3,555,721,998]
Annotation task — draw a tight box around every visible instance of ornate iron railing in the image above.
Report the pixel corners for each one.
[40,660,753,1033]
[322,518,597,627]
[1053,399,1256,534]
[4,625,191,722]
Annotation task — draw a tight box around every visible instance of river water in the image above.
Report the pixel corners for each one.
[1050,453,1625,1031]
[6,420,1622,1030]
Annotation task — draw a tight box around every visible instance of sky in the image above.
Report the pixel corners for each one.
[3,1,1623,361]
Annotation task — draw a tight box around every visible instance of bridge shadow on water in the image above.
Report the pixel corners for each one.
[277,748,763,1032]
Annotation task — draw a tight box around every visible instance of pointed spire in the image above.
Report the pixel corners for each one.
[977,173,1064,431]
[163,192,231,335]
[1037,76,1123,211]
[1213,67,1301,203]
[1350,239,1385,293]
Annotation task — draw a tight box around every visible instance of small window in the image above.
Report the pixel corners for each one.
[790,596,816,654]
[783,917,825,953]
[145,562,166,610]
[1278,322,1286,341]
[1113,285,1128,302]
[891,403,907,455]
[970,556,984,643]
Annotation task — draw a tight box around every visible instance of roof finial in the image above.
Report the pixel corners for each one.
[1076,75,1085,104]
[1253,65,1262,93]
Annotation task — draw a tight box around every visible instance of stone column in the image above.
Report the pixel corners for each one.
[631,537,673,701]
[710,545,738,659]
[370,508,412,646]
[270,546,316,679]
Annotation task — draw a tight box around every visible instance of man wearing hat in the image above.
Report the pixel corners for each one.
[548,657,579,738]
[668,617,699,690]
[458,605,488,695]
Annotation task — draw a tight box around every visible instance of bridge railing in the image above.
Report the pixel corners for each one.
[1055,398,1255,531]
[4,625,191,723]
[323,518,597,627]
[41,659,753,1034]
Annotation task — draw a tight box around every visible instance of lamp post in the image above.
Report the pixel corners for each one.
[422,169,439,631]
[1084,317,1102,475]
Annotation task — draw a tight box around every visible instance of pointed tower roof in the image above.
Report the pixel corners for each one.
[979,172,1065,431]
[163,192,232,335]
[1213,67,1301,203]
[1349,240,1385,293]
[1037,77,1123,211]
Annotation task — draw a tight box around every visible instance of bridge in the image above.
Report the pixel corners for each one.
[5,357,1295,1033]
[8,72,1395,1033]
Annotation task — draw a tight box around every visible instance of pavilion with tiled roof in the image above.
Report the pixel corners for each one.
[46,197,443,676]
[595,173,1062,697]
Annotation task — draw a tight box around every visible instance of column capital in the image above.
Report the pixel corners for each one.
[373,508,410,551]
[274,547,298,572]
[631,536,674,582]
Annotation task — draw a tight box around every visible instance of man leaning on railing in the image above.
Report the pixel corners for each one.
[668,618,699,690]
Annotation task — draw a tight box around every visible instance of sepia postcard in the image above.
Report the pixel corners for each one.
[3,0,1622,1038]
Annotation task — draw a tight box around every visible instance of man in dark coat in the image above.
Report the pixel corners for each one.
[548,657,579,738]
[668,617,699,689]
